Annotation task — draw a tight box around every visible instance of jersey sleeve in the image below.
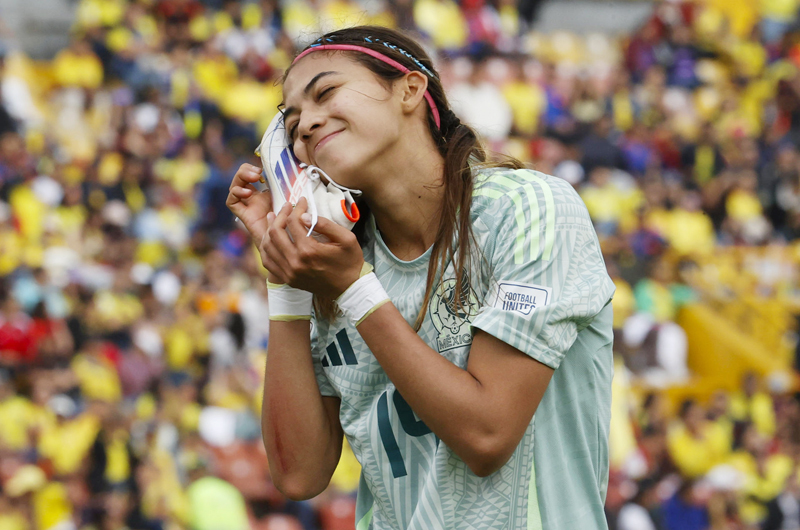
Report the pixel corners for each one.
[310,318,338,397]
[470,170,615,370]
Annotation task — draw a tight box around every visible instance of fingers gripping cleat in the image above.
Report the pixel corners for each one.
[256,112,361,238]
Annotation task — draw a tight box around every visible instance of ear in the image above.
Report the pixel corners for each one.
[399,71,429,119]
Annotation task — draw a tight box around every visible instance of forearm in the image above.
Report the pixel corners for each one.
[356,304,507,474]
[262,320,342,498]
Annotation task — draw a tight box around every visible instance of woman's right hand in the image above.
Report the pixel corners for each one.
[227,163,273,243]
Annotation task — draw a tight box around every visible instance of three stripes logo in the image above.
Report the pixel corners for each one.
[321,329,359,367]
[274,148,306,202]
[473,169,555,265]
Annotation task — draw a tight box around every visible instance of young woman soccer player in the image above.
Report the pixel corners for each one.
[227,26,615,530]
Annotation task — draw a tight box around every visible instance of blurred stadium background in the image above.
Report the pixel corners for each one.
[0,0,799,529]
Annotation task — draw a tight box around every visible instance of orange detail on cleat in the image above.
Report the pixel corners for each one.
[342,199,360,222]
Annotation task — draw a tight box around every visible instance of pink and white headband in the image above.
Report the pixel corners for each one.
[292,41,441,129]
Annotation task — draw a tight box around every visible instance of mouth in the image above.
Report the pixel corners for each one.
[314,130,343,154]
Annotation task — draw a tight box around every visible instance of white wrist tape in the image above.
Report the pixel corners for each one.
[336,272,390,327]
[267,281,313,321]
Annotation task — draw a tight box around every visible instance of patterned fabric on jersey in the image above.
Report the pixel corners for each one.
[311,168,615,530]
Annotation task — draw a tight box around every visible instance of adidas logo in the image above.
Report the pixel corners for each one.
[321,329,358,367]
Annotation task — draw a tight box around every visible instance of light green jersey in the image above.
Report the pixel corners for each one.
[311,168,615,530]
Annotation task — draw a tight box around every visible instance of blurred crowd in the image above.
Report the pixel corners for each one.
[1,0,800,529]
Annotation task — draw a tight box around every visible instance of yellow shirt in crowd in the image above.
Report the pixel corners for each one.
[502,81,546,136]
[667,421,732,478]
[660,209,716,257]
[0,396,39,450]
[702,0,759,38]
[105,430,132,484]
[9,185,46,244]
[38,414,101,475]
[33,481,73,530]
[220,78,283,125]
[413,0,468,50]
[581,185,643,232]
[730,391,777,437]
[727,189,764,221]
[760,0,800,21]
[612,278,634,328]
[0,513,27,530]
[728,450,795,524]
[71,352,123,403]
[193,54,238,103]
[75,0,126,29]
[52,50,104,90]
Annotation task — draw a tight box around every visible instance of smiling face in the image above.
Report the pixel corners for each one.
[282,53,406,189]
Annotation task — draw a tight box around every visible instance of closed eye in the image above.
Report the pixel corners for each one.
[317,86,335,101]
[286,86,337,141]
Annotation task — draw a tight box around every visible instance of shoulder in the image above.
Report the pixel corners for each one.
[471,167,588,227]
[474,167,584,206]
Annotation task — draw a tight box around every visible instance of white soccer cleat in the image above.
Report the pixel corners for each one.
[256,112,361,238]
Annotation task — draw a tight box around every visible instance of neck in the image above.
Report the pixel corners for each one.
[359,132,445,261]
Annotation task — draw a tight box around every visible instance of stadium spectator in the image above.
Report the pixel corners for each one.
[661,480,710,530]
[616,476,662,530]
[667,399,731,479]
[621,257,692,385]
[730,371,778,438]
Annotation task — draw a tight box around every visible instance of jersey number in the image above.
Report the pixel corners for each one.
[377,388,436,478]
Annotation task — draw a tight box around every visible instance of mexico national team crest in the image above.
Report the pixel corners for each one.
[429,274,479,353]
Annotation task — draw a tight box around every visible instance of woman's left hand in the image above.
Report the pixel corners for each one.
[259,197,364,299]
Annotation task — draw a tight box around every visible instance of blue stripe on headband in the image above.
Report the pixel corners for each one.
[308,35,437,79]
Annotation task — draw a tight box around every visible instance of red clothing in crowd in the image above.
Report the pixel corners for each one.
[0,312,35,363]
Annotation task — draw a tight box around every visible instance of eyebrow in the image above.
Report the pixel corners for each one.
[282,71,340,119]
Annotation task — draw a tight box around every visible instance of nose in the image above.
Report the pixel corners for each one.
[298,109,325,142]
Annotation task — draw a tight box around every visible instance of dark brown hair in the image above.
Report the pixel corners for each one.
[284,26,522,329]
